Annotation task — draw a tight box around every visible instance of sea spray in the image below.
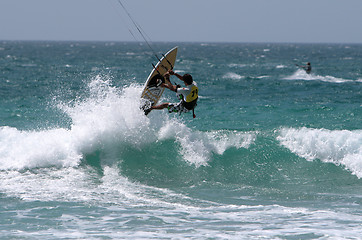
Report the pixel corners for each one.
[285,69,355,83]
[0,74,256,170]
[0,75,149,170]
[0,126,79,170]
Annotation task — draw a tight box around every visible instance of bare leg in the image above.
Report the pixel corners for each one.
[151,102,169,110]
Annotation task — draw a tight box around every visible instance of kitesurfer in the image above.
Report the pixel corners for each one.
[296,62,312,74]
[145,70,198,118]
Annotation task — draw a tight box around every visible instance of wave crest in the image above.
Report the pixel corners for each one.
[277,127,362,178]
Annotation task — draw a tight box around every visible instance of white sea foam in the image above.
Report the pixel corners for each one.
[0,75,150,170]
[3,164,362,240]
[223,72,244,80]
[0,126,80,170]
[227,63,247,68]
[277,127,362,178]
[0,74,254,171]
[284,69,356,83]
[276,64,287,69]
[158,119,255,167]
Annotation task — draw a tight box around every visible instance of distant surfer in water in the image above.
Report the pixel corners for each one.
[296,62,312,74]
[145,70,198,118]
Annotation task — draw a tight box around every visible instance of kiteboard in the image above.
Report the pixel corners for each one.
[141,47,178,114]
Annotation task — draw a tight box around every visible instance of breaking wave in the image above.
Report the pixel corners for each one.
[278,127,362,178]
[0,75,255,171]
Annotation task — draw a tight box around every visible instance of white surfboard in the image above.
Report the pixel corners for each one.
[141,47,178,114]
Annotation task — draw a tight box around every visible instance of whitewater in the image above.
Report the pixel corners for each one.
[1,41,362,239]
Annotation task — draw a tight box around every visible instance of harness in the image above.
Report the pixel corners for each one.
[178,85,198,118]
[183,98,198,118]
[171,82,199,118]
[183,98,198,110]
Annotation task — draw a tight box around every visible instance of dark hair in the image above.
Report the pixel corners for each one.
[183,74,193,85]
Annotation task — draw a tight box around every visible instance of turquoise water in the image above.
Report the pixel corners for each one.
[1,41,362,239]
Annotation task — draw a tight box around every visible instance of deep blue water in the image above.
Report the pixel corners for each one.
[1,41,362,239]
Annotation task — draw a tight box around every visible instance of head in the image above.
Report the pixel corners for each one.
[307,62,311,65]
[183,74,193,85]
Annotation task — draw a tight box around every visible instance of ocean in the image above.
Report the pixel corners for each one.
[0,41,361,239]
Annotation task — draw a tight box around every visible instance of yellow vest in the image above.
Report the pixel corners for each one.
[185,85,198,103]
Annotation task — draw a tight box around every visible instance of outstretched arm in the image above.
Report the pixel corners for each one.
[161,71,177,92]
[169,70,183,81]
[296,64,306,70]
